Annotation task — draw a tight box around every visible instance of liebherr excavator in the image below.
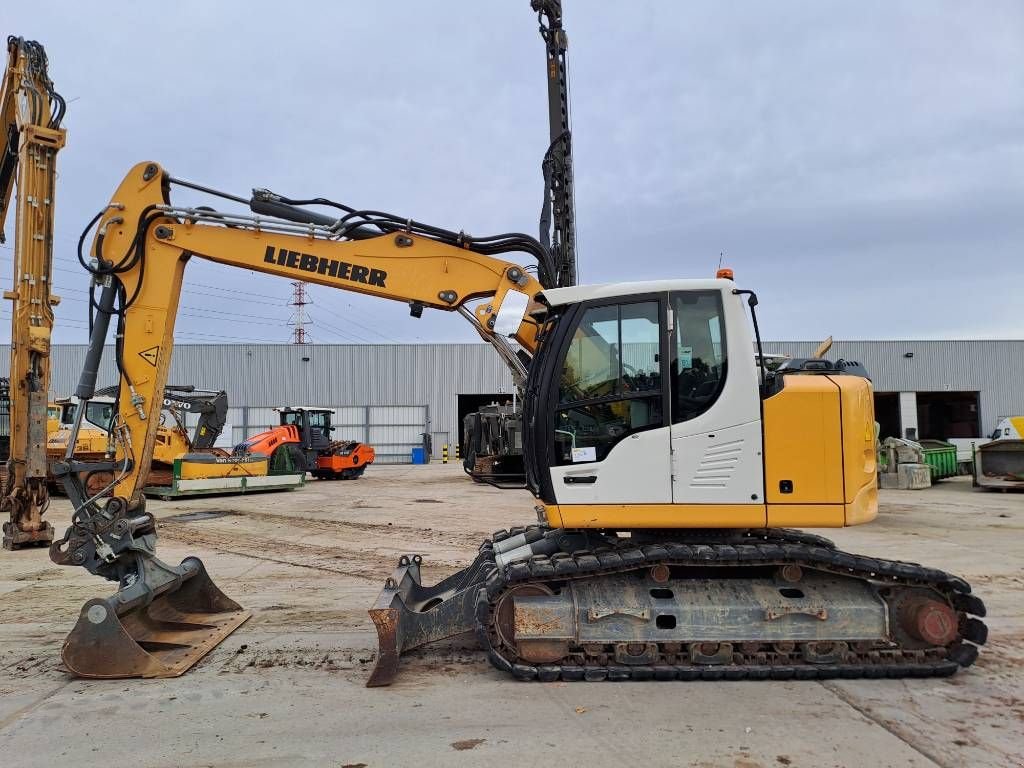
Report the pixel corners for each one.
[51,161,987,683]
[0,36,65,550]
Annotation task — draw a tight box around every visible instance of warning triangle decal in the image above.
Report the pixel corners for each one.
[138,346,160,366]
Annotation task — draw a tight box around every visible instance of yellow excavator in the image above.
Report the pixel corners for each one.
[50,159,987,683]
[47,2,985,683]
[49,385,220,490]
[0,35,65,550]
[48,385,304,499]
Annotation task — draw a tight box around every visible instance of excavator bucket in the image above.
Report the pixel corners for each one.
[61,557,250,678]
[367,553,488,687]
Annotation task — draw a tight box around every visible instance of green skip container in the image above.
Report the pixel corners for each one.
[919,439,958,481]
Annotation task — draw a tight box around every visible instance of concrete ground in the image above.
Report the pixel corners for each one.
[0,466,1020,768]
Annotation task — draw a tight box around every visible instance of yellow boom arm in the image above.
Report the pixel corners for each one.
[85,161,544,504]
[1,37,66,549]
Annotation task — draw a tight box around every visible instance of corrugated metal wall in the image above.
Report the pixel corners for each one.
[186,404,429,463]
[760,340,1024,430]
[2,340,1022,452]
[0,343,516,459]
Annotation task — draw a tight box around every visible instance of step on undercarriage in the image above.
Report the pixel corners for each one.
[368,526,987,685]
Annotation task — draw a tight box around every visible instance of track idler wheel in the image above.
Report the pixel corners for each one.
[899,597,959,646]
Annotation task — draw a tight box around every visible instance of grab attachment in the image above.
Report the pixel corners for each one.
[367,552,489,687]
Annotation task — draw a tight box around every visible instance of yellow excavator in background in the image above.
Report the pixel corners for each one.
[48,385,304,499]
[0,36,65,550]
[50,160,987,684]
[48,385,224,493]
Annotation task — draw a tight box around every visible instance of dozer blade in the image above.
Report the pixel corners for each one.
[367,553,488,687]
[61,557,250,678]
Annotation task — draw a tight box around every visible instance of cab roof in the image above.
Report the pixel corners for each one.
[540,278,737,309]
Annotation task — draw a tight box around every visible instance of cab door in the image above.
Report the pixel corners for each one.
[546,296,673,504]
[668,289,765,509]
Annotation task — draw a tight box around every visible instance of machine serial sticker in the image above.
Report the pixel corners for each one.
[679,345,693,369]
[571,446,597,462]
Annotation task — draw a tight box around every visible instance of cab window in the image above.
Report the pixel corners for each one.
[60,403,77,425]
[671,291,727,423]
[84,402,115,430]
[554,301,663,464]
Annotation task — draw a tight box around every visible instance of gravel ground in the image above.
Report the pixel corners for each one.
[0,466,1020,767]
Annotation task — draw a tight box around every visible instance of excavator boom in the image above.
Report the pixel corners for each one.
[1,36,66,549]
[48,161,545,678]
[162,385,228,450]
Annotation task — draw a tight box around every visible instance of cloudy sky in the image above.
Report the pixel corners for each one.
[3,1,1022,345]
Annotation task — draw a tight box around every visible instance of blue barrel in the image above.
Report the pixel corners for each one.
[411,447,427,465]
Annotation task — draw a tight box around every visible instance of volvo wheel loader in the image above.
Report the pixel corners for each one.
[48,386,303,501]
[48,159,987,683]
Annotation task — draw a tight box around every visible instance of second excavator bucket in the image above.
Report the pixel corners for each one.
[367,553,489,687]
[60,556,250,678]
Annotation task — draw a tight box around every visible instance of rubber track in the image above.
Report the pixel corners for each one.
[474,528,988,682]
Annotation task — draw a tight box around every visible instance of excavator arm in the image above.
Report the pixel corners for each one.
[1,36,66,549]
[47,161,545,678]
[162,386,228,450]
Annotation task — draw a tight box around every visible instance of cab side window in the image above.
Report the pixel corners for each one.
[554,301,664,464]
[671,291,727,423]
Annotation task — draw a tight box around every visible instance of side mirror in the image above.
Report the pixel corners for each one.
[493,290,530,337]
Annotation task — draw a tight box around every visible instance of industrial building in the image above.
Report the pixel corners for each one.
[3,339,1021,463]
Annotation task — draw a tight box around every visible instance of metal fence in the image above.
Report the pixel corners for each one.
[184,404,430,464]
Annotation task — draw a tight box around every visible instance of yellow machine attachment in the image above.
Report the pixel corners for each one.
[1,36,66,549]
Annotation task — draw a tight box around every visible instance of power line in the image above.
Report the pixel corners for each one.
[305,285,404,343]
[2,242,413,342]
[1,247,283,301]
[306,311,374,344]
